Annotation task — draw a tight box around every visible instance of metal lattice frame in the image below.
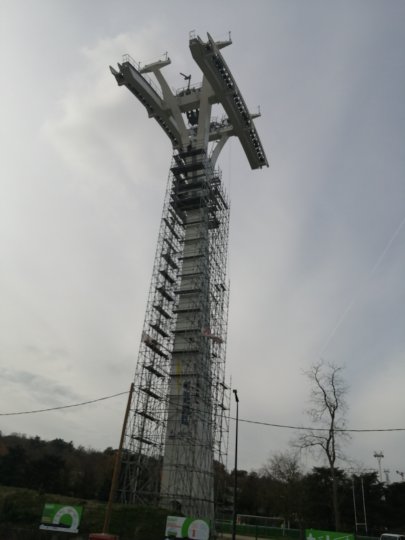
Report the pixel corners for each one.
[118,167,183,505]
[111,32,267,522]
[118,154,230,515]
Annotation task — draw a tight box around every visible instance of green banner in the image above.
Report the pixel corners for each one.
[306,529,354,540]
[165,515,210,540]
[39,503,83,534]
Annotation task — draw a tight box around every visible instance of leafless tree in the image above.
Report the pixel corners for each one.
[295,361,350,530]
[261,451,302,483]
[260,451,303,526]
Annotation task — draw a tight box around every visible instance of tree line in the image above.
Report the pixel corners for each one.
[0,432,115,500]
[220,454,405,535]
[0,432,404,534]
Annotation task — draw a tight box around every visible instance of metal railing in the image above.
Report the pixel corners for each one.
[122,53,163,99]
[216,521,301,540]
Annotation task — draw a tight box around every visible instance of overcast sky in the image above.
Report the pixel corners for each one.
[1,0,405,481]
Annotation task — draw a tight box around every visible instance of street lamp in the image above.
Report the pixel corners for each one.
[232,389,239,540]
[373,451,384,482]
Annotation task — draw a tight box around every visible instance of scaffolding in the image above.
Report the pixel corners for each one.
[118,151,230,515]
[110,32,267,523]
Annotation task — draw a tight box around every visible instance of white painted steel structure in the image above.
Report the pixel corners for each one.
[110,32,267,523]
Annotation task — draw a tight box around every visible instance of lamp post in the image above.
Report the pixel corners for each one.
[373,451,384,482]
[232,389,239,540]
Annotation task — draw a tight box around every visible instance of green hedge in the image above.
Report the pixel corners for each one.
[0,486,170,540]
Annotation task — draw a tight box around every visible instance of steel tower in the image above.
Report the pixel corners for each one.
[110,32,267,521]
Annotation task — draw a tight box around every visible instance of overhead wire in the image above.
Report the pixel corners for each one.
[1,390,404,433]
[236,417,405,433]
[0,391,128,416]
[320,213,405,356]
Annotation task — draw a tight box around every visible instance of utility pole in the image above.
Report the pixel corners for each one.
[232,390,239,540]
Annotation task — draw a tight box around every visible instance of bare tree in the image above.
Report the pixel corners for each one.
[261,451,303,527]
[261,451,302,483]
[295,361,350,530]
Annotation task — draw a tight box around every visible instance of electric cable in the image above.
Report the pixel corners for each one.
[0,391,128,416]
[320,213,405,356]
[1,390,404,433]
[235,417,405,433]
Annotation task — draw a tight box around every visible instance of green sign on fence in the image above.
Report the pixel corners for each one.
[306,529,354,540]
[165,515,210,540]
[39,503,83,534]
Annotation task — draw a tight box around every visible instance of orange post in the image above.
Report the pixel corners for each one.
[103,382,134,533]
[89,383,134,540]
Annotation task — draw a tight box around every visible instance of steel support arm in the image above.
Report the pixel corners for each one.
[189,33,268,169]
[110,61,184,148]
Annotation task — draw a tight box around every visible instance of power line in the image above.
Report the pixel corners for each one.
[320,213,405,356]
[0,391,128,416]
[1,391,404,433]
[236,417,405,433]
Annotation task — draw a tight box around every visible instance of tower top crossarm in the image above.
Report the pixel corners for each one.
[110,32,268,170]
[189,33,268,170]
[110,55,188,149]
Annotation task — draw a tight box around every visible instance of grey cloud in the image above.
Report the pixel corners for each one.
[1,368,80,409]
